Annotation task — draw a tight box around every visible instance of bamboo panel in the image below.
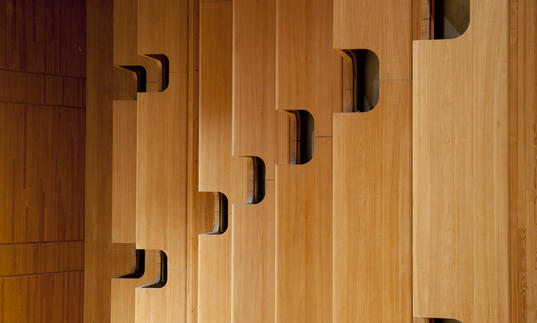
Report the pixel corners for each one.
[413,0,510,321]
[275,138,332,323]
[509,0,537,321]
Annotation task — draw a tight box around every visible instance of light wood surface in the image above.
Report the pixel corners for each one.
[232,0,288,180]
[413,0,510,321]
[332,1,413,322]
[333,81,412,323]
[333,0,412,79]
[509,0,537,321]
[0,1,85,321]
[232,183,276,323]
[275,138,332,323]
[198,1,249,322]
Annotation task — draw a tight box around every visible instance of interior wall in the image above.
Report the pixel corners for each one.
[0,0,85,322]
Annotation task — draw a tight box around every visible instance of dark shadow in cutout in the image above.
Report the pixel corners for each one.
[115,249,145,279]
[146,54,170,91]
[120,66,147,92]
[141,251,167,288]
[416,318,462,323]
[286,110,314,165]
[247,157,265,204]
[342,49,379,112]
[431,0,470,39]
[212,192,228,234]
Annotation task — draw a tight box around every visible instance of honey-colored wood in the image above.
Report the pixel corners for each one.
[114,0,161,92]
[198,1,249,322]
[86,0,136,321]
[276,0,342,136]
[232,183,276,323]
[509,1,537,322]
[333,0,412,79]
[274,0,340,321]
[0,241,83,277]
[0,1,85,321]
[333,81,412,323]
[413,0,510,321]
[232,0,288,180]
[275,138,332,323]
[332,1,412,322]
[112,100,137,244]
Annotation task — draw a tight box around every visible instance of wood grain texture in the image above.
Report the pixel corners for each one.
[413,0,510,321]
[232,0,288,180]
[113,0,161,92]
[232,183,276,323]
[86,0,136,321]
[333,0,412,79]
[274,0,340,321]
[0,1,85,321]
[509,0,537,322]
[138,0,188,73]
[332,1,412,322]
[198,2,248,323]
[112,100,137,244]
[276,0,342,136]
[275,138,332,323]
[333,81,412,323]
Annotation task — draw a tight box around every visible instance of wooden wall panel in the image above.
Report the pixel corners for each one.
[276,0,341,136]
[0,0,85,321]
[275,139,332,323]
[198,1,248,323]
[509,0,537,321]
[85,0,137,321]
[274,0,340,322]
[232,0,288,180]
[232,183,276,323]
[413,0,510,321]
[332,1,412,322]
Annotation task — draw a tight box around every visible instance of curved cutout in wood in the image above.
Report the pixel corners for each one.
[146,54,170,91]
[140,251,167,288]
[115,249,146,279]
[286,110,314,165]
[342,49,379,112]
[421,0,470,40]
[120,65,147,92]
[212,192,228,234]
[247,157,265,204]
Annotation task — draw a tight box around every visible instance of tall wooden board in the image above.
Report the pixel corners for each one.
[332,1,413,322]
[413,0,510,321]
[275,0,341,322]
[198,1,249,323]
